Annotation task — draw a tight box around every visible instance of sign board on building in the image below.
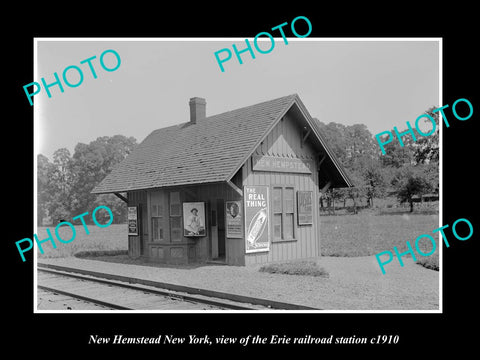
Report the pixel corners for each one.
[127,206,138,235]
[244,186,270,253]
[226,201,243,238]
[252,155,314,174]
[297,191,313,225]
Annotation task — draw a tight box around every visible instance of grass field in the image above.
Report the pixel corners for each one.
[319,212,440,270]
[37,212,440,270]
[319,212,440,256]
[36,224,128,259]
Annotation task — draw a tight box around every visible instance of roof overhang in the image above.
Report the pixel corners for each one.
[92,94,352,195]
[226,95,353,188]
[289,98,353,188]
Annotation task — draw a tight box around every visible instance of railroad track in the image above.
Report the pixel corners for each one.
[37,263,318,311]
[37,267,268,310]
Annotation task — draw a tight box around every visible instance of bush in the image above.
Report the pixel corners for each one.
[259,260,329,277]
[74,249,128,258]
[416,253,439,271]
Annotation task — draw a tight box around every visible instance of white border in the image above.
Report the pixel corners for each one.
[33,37,442,314]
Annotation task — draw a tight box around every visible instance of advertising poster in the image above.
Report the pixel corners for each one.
[183,202,206,237]
[226,201,243,238]
[244,186,269,253]
[127,206,138,235]
[297,191,313,225]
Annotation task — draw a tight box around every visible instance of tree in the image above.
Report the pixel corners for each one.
[316,120,386,212]
[422,162,439,195]
[68,135,137,219]
[313,119,348,164]
[414,106,440,165]
[52,148,73,194]
[344,169,367,214]
[320,188,343,214]
[344,124,377,170]
[361,161,387,207]
[92,194,129,225]
[391,165,433,212]
[413,106,439,196]
[37,154,55,225]
[379,130,416,168]
[314,121,378,169]
[37,135,137,225]
[313,113,438,214]
[47,148,74,222]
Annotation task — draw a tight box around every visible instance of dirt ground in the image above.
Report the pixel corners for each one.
[36,255,439,311]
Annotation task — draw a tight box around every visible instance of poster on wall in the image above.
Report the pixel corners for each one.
[244,186,270,253]
[226,201,243,238]
[127,206,138,235]
[183,202,206,237]
[297,191,313,225]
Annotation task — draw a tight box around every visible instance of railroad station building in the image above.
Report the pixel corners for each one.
[92,94,352,266]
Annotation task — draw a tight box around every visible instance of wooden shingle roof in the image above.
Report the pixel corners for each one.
[92,94,299,194]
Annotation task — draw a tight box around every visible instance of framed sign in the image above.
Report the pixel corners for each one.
[183,202,206,237]
[252,155,314,174]
[127,206,138,235]
[297,191,313,225]
[244,186,270,253]
[226,201,243,238]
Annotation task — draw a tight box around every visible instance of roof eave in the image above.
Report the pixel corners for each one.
[225,94,298,183]
[292,97,354,188]
[91,178,228,195]
[226,94,353,188]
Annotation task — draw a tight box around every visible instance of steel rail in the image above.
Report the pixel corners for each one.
[38,284,131,310]
[38,267,260,310]
[37,262,319,310]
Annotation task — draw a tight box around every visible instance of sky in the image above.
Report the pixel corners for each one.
[35,38,440,159]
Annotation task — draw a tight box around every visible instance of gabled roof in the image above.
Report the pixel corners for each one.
[92,94,352,194]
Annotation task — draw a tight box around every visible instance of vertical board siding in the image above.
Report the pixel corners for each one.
[137,184,243,265]
[126,112,322,267]
[127,190,147,258]
[245,112,319,266]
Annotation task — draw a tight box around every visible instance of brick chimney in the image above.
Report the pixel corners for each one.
[189,97,206,124]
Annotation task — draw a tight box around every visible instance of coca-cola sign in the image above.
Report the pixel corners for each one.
[244,186,270,254]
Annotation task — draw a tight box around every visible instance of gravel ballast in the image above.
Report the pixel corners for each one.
[37,255,439,311]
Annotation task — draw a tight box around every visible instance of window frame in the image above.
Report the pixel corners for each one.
[169,191,182,242]
[150,197,166,242]
[271,185,297,243]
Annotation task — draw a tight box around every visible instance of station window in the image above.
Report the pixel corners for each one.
[170,192,182,241]
[151,202,164,241]
[272,186,295,241]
